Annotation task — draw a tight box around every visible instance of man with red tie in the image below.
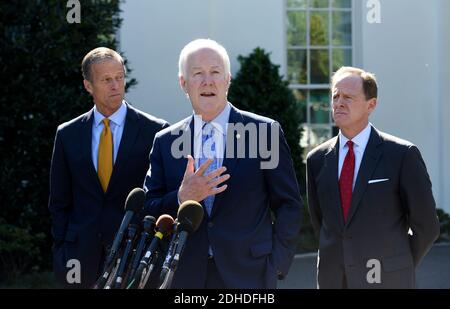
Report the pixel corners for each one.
[306,66,440,288]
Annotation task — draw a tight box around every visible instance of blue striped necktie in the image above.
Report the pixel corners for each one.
[198,122,218,215]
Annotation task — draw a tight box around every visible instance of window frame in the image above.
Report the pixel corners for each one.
[285,0,354,153]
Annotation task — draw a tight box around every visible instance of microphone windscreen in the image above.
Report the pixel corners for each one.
[177,200,204,234]
[143,216,156,233]
[125,188,145,212]
[155,214,174,236]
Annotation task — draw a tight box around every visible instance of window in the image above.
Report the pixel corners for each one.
[286,0,352,155]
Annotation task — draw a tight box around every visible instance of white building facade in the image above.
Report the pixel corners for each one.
[120,0,450,213]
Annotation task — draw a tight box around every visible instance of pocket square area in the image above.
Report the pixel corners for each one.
[368,178,389,184]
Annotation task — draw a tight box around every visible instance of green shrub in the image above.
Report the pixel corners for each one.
[0,218,45,280]
[228,48,318,252]
[0,0,136,279]
[437,208,450,243]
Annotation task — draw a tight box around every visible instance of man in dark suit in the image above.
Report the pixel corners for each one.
[143,39,302,288]
[306,66,440,288]
[48,47,168,288]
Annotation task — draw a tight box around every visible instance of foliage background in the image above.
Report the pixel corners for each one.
[0,0,136,281]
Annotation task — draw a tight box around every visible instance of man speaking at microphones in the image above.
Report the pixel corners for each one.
[48,47,169,288]
[143,39,303,288]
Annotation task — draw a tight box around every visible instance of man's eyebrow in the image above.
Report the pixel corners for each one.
[100,70,124,76]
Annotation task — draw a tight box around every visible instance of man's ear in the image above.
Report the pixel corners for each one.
[368,98,377,114]
[226,73,231,89]
[83,79,93,96]
[179,76,187,93]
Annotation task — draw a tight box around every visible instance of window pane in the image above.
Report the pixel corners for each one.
[292,89,307,120]
[307,126,331,146]
[332,48,352,71]
[287,11,307,46]
[288,49,307,84]
[310,49,329,83]
[310,11,329,46]
[332,11,352,46]
[332,0,351,8]
[309,0,329,8]
[287,0,307,9]
[310,90,330,124]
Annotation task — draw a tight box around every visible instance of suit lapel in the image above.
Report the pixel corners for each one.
[81,108,104,194]
[107,103,140,194]
[345,127,383,226]
[323,137,345,228]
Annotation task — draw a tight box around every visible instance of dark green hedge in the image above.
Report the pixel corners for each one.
[228,48,317,252]
[0,0,136,280]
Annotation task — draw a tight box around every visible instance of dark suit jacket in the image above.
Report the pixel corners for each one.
[306,126,440,288]
[48,102,168,288]
[143,104,303,288]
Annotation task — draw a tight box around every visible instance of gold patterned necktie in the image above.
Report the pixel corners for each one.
[98,118,113,192]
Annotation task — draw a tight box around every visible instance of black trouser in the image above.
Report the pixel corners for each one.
[205,257,226,289]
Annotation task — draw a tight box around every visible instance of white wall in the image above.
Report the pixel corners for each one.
[120,0,285,124]
[438,0,450,213]
[358,0,448,212]
[120,0,449,213]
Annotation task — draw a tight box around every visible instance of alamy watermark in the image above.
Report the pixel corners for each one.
[66,0,81,24]
[66,258,81,284]
[366,258,381,284]
[367,0,381,24]
[66,0,114,24]
[170,121,280,170]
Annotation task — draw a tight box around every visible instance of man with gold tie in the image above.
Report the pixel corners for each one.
[48,47,168,288]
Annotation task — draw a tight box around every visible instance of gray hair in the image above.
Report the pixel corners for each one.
[178,39,231,79]
[82,47,125,82]
[331,66,378,100]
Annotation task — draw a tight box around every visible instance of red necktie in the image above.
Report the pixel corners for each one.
[339,140,355,223]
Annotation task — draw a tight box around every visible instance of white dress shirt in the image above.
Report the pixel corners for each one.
[193,102,231,170]
[92,101,127,171]
[338,123,372,189]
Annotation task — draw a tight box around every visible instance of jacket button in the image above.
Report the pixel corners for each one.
[98,233,102,239]
[208,222,214,228]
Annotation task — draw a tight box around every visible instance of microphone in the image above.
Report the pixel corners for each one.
[93,188,144,289]
[157,220,178,288]
[110,224,140,289]
[159,200,204,289]
[125,216,156,287]
[135,214,174,289]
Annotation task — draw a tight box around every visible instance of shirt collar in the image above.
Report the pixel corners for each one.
[93,101,127,127]
[339,122,372,151]
[194,102,231,138]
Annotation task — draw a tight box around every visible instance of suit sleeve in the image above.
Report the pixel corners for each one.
[400,145,440,267]
[265,122,303,278]
[306,153,322,238]
[143,135,179,219]
[48,127,72,245]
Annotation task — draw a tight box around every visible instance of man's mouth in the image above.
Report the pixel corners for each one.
[200,92,216,97]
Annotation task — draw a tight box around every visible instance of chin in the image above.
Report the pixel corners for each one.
[110,99,123,107]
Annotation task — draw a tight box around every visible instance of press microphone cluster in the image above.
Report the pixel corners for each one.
[93,189,204,289]
[159,200,204,289]
[93,188,145,289]
[132,214,174,289]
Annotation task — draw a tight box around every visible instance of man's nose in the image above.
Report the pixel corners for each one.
[202,74,214,85]
[111,79,119,90]
[334,96,344,107]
